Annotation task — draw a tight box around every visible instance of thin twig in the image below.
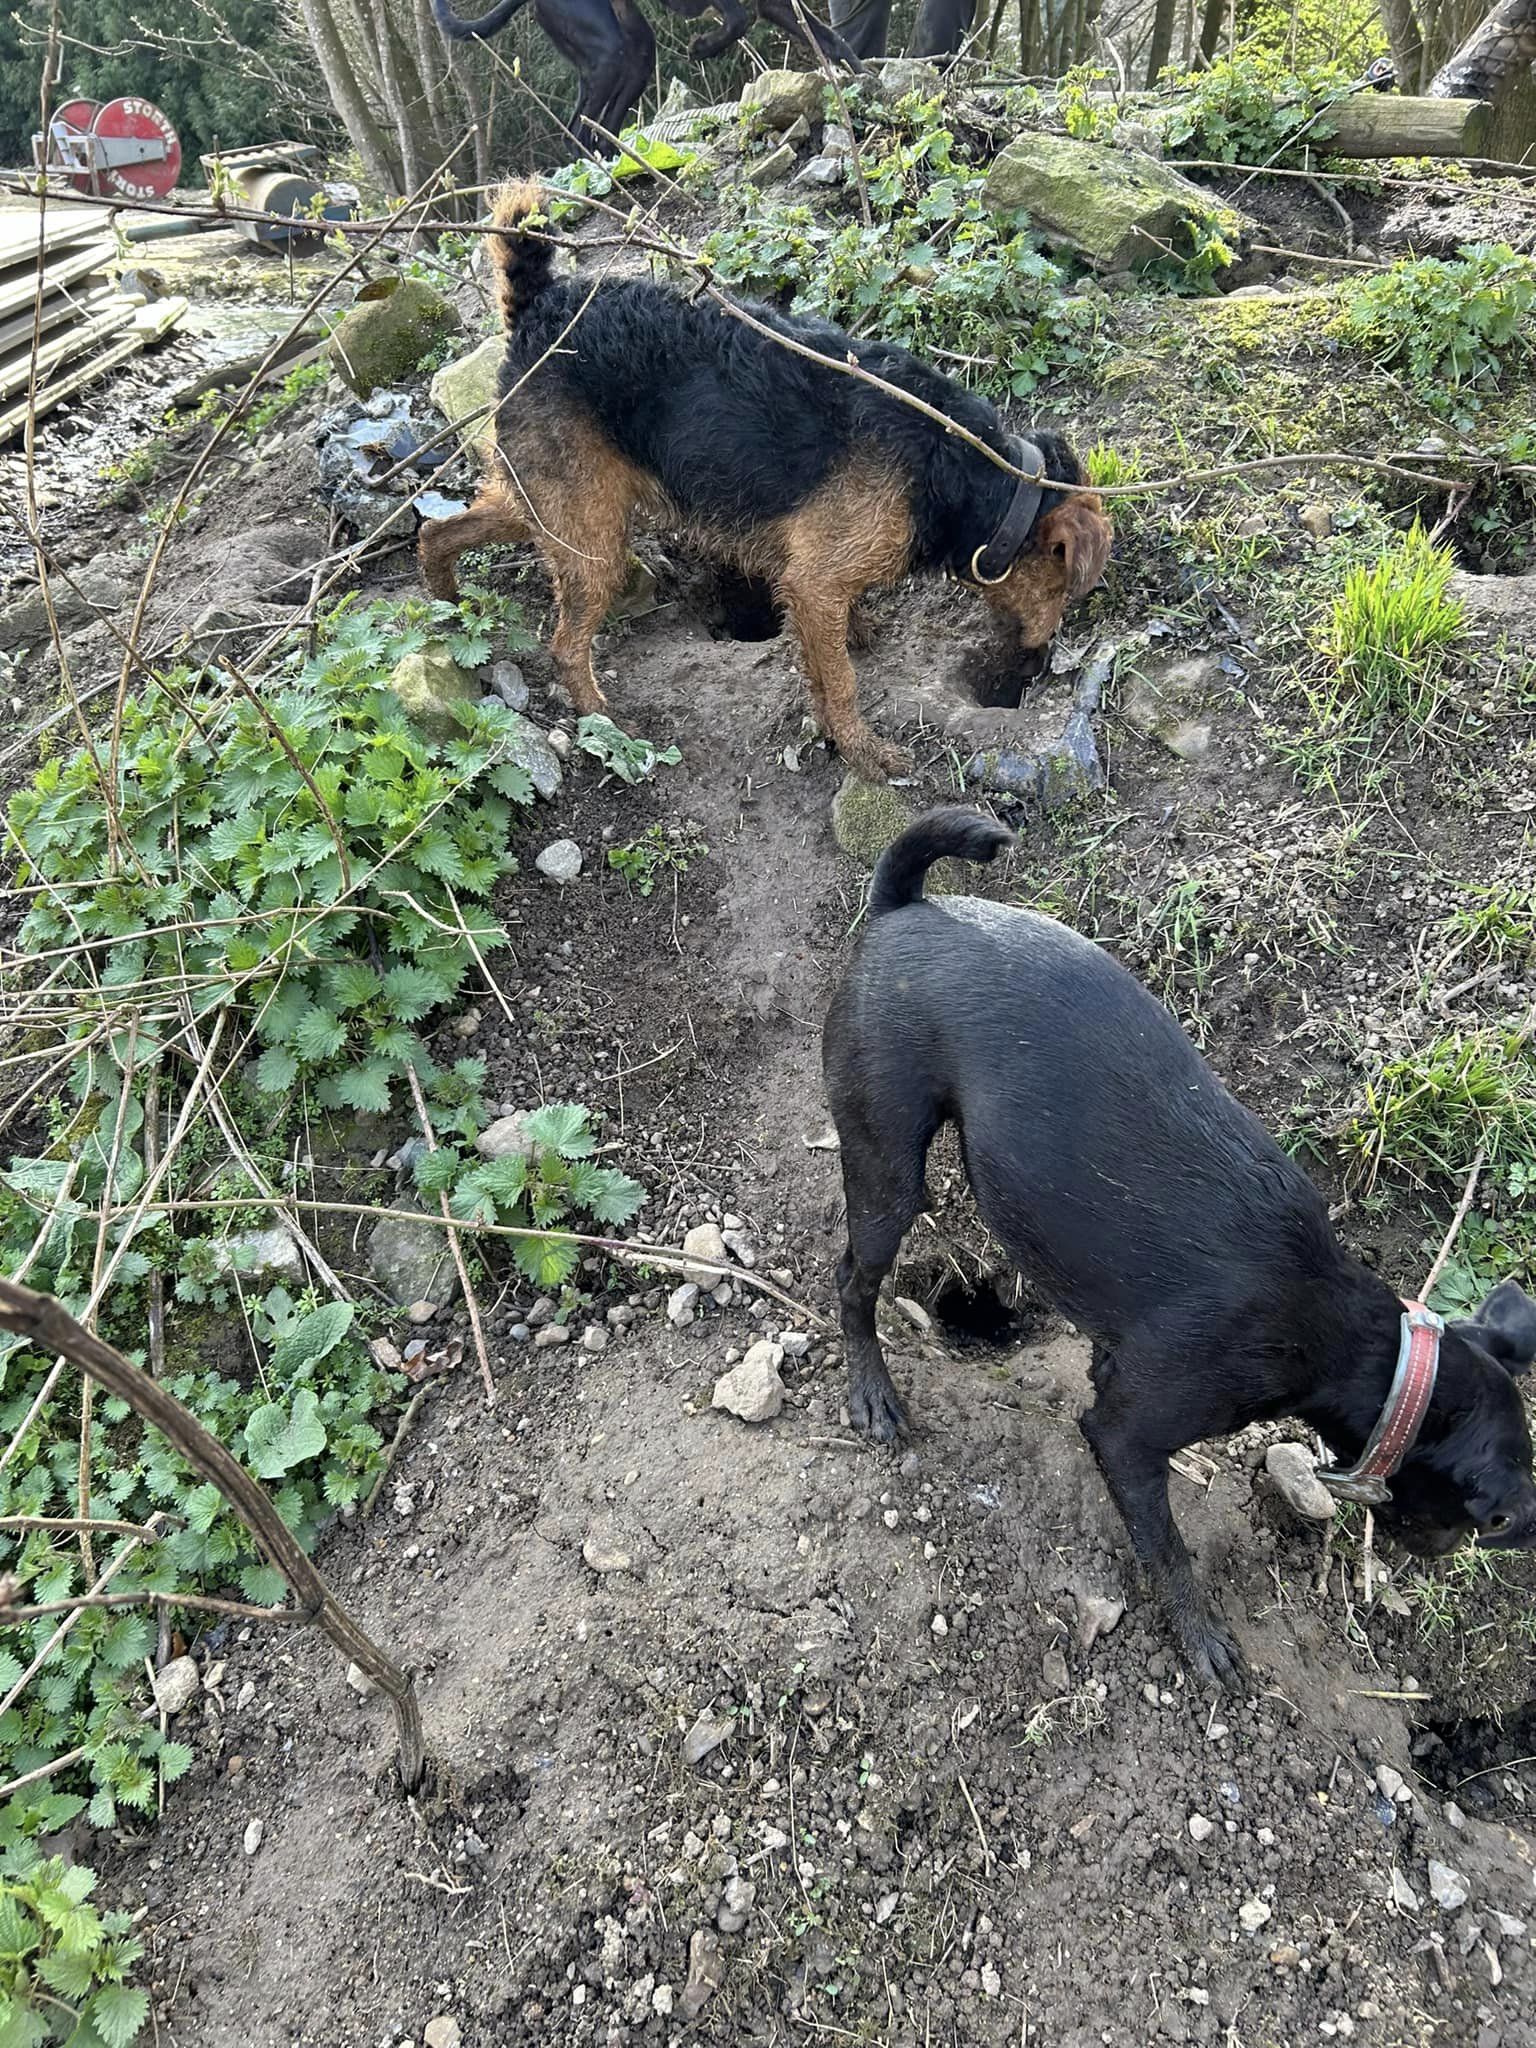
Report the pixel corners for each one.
[1419,1147,1487,1301]
[405,1067,496,1406]
[364,1389,429,1517]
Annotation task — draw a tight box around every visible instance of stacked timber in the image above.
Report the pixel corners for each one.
[0,205,187,445]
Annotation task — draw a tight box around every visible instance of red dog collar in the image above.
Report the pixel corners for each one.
[1318,1301,1443,1507]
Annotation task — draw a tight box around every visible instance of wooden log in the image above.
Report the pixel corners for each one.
[1318,93,1491,157]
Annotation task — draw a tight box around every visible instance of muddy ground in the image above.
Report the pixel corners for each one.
[5,185,1536,2048]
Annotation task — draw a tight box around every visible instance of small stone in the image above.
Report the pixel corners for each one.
[489,661,527,711]
[716,1873,755,1933]
[1376,1765,1409,1804]
[668,1283,700,1328]
[874,1891,899,1924]
[546,726,573,761]
[1189,1814,1216,1843]
[682,1221,728,1286]
[1265,1442,1337,1522]
[822,122,855,157]
[1042,1648,1070,1692]
[1428,1860,1470,1911]
[1297,503,1333,539]
[679,1927,725,2021]
[581,1324,608,1354]
[346,1661,377,1697]
[151,1657,201,1717]
[1075,1592,1125,1650]
[534,1323,571,1349]
[1268,1944,1300,1968]
[475,1113,534,1160]
[388,642,479,742]
[712,1341,786,1423]
[1493,1912,1527,1938]
[406,1300,437,1324]
[424,2021,461,2048]
[981,1964,1002,1998]
[779,1329,811,1357]
[582,1535,633,1575]
[931,1612,949,1638]
[747,141,797,186]
[1444,1800,1467,1830]
[236,1680,257,1712]
[243,1818,264,1856]
[739,68,825,130]
[682,1710,733,1767]
[895,1297,932,1334]
[1390,1869,1421,1912]
[210,1226,304,1285]
[651,1984,674,2017]
[1238,1898,1272,1933]
[535,838,582,884]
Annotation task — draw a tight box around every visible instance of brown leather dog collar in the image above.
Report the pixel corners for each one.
[1318,1300,1443,1506]
[961,437,1056,586]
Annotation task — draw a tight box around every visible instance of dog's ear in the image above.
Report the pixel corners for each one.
[1035,497,1113,602]
[1452,1278,1536,1376]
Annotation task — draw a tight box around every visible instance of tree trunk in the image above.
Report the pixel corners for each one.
[1196,0,1226,64]
[1379,0,1427,88]
[1145,0,1178,81]
[1428,0,1536,95]
[298,0,402,194]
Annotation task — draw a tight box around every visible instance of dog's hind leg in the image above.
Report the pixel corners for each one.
[418,489,532,602]
[536,456,640,714]
[1079,1360,1250,1691]
[828,1082,940,1441]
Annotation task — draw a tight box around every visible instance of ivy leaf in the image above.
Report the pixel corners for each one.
[244,1388,328,1479]
[253,1045,298,1095]
[270,1302,354,1378]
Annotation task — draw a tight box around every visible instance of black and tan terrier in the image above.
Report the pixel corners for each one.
[419,182,1113,782]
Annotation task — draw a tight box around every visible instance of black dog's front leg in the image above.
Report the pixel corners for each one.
[1080,1384,1249,1690]
[836,1246,908,1441]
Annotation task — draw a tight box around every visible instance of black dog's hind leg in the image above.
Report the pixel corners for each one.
[1079,1354,1249,1691]
[755,0,863,64]
[669,0,751,61]
[535,0,629,149]
[831,1092,940,1442]
[598,0,655,137]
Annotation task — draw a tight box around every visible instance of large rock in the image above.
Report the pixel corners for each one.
[327,278,459,399]
[430,335,502,461]
[984,134,1243,271]
[497,713,563,799]
[0,553,137,651]
[713,1341,786,1423]
[869,57,944,99]
[368,1206,456,1308]
[389,642,480,740]
[740,70,826,130]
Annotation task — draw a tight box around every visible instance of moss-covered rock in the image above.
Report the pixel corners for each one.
[983,135,1244,272]
[740,70,826,131]
[327,278,459,399]
[389,642,480,740]
[429,336,502,462]
[831,776,963,894]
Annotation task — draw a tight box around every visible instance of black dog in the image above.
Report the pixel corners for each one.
[827,0,975,58]
[432,0,857,147]
[823,809,1536,1686]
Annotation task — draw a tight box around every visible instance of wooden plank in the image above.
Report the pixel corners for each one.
[0,301,138,409]
[0,296,186,445]
[0,206,112,266]
[0,282,117,361]
[0,238,114,321]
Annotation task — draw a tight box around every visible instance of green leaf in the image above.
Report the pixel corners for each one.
[520,1103,595,1158]
[270,1302,354,1378]
[244,1388,328,1479]
[568,1162,645,1227]
[88,1984,150,2048]
[0,1996,49,2048]
[381,964,452,1023]
[39,1947,98,1999]
[238,1564,287,1607]
[253,1045,299,1095]
[413,1149,460,1196]
[292,1005,347,1065]
[329,1063,394,1114]
[512,1233,580,1290]
[0,1894,38,1962]
[325,961,382,1012]
[156,1741,193,1784]
[184,1484,222,1534]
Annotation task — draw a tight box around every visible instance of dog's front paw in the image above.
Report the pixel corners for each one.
[849,1365,908,1443]
[840,735,911,784]
[1180,1612,1250,1692]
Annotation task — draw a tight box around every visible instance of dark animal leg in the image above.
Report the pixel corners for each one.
[598,0,655,137]
[754,0,862,64]
[534,0,629,150]
[827,0,891,57]
[1079,1363,1250,1691]
[670,0,750,59]
[830,1096,939,1442]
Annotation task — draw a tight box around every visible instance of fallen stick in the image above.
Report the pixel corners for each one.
[0,1276,430,1792]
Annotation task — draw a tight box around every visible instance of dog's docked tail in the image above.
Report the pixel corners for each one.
[486,180,555,331]
[868,809,1013,917]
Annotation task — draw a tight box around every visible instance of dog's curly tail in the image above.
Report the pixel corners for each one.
[486,180,555,331]
[868,809,1014,917]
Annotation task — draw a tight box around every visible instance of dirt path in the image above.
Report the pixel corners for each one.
[111,603,1536,2048]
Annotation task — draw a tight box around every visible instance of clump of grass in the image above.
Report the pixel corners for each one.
[1440,880,1536,971]
[1318,524,1461,725]
[1344,1028,1536,1190]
